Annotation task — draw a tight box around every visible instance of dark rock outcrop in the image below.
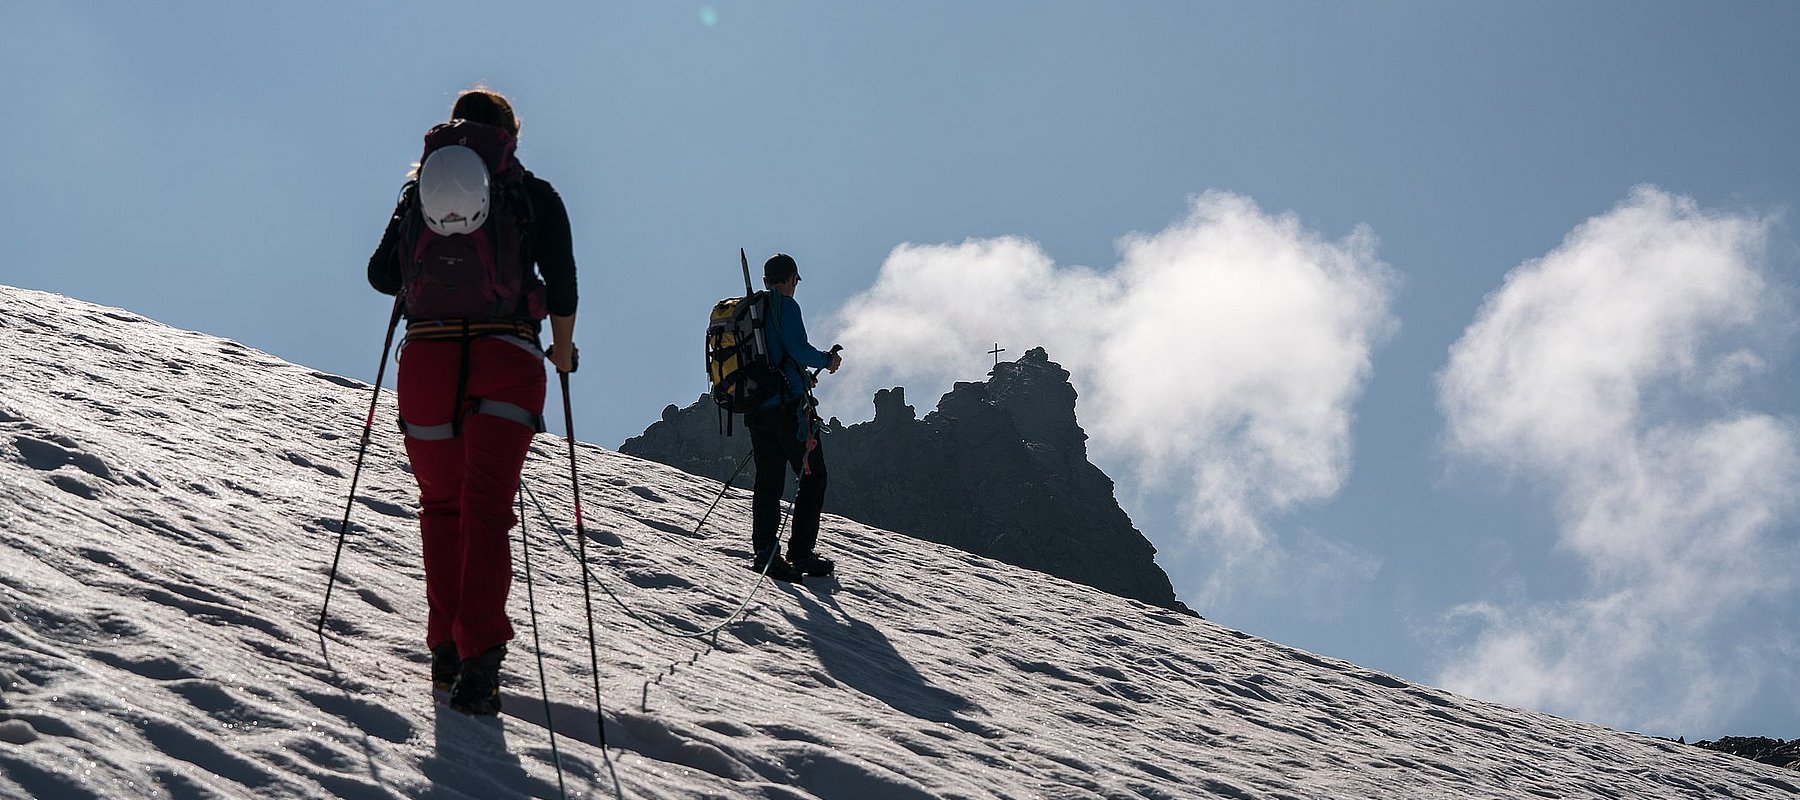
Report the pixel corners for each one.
[1692,737,1800,770]
[621,347,1194,615]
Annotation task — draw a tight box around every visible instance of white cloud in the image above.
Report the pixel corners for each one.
[824,192,1398,608]
[1435,186,1800,732]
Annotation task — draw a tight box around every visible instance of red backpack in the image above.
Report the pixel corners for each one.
[396,120,545,322]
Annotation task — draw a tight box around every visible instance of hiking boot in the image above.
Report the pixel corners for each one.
[787,550,835,577]
[449,645,505,715]
[430,642,461,692]
[751,549,804,583]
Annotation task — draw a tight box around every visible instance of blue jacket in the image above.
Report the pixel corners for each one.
[760,292,833,410]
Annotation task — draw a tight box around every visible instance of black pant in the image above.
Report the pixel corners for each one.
[745,400,827,557]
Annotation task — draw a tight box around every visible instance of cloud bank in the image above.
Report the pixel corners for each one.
[824,192,1397,607]
[1435,186,1800,732]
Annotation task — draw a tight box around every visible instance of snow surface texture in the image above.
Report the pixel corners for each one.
[0,282,1793,799]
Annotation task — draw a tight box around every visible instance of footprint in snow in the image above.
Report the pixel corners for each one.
[637,516,700,539]
[355,496,414,519]
[169,682,290,730]
[778,744,940,800]
[93,610,149,638]
[621,569,698,591]
[137,716,283,789]
[284,451,344,479]
[356,588,397,614]
[0,720,39,745]
[295,689,415,744]
[140,587,285,640]
[11,435,114,482]
[48,474,101,500]
[628,485,665,503]
[88,651,200,682]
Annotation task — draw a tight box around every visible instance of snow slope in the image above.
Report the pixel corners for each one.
[0,283,1793,799]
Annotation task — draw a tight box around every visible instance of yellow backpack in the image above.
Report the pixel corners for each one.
[705,290,784,432]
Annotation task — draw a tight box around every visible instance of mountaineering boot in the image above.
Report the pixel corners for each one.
[787,550,835,577]
[449,645,506,715]
[750,548,804,583]
[430,642,461,692]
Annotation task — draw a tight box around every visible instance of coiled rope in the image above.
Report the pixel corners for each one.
[518,472,789,641]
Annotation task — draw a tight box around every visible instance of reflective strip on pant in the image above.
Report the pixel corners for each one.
[401,398,545,440]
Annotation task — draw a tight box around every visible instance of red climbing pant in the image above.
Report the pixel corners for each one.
[396,336,545,660]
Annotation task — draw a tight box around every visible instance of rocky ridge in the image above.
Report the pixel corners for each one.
[622,347,1192,615]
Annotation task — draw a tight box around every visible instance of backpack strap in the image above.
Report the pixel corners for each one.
[451,321,475,437]
[762,292,800,405]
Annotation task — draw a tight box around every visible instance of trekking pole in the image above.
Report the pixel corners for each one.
[557,367,608,749]
[800,345,842,477]
[318,298,402,635]
[518,488,569,798]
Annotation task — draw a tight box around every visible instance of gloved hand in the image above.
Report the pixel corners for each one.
[547,343,579,374]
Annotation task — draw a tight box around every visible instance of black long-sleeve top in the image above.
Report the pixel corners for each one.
[367,171,579,322]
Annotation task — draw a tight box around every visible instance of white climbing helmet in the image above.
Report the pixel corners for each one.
[417,144,490,236]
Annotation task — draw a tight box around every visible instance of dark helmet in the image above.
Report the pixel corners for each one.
[763,253,799,283]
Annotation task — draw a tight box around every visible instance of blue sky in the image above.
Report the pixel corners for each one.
[5,2,1798,740]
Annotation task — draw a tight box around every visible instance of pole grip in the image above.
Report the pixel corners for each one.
[810,344,843,379]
